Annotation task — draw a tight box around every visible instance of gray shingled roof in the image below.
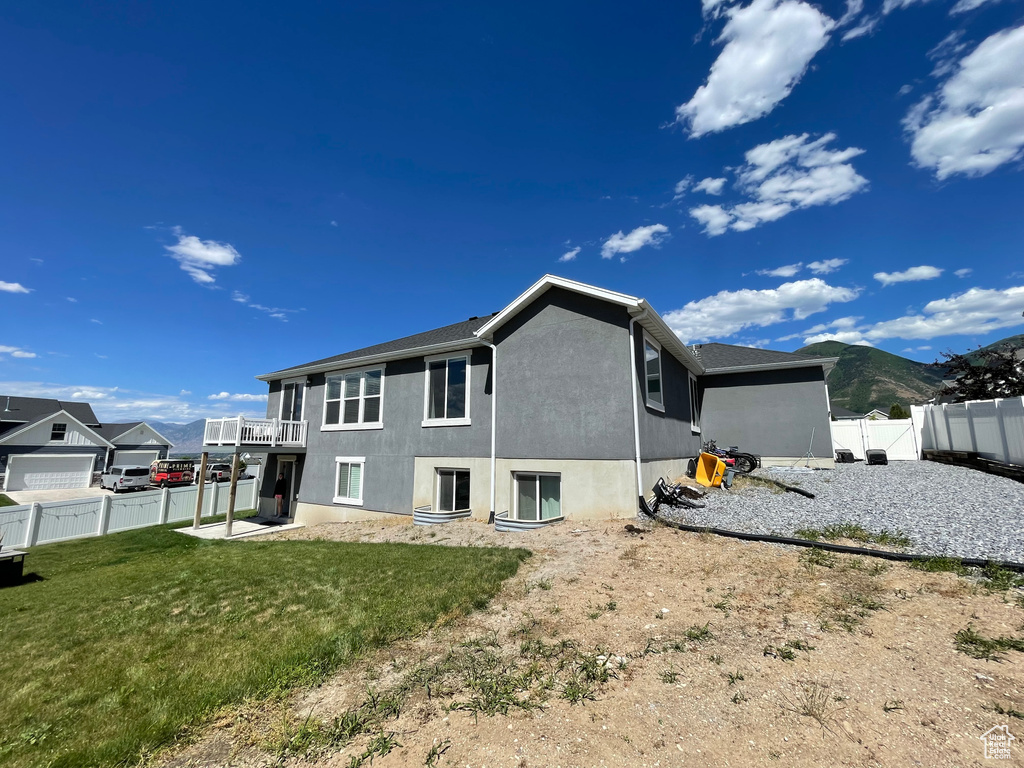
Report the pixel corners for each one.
[692,343,827,371]
[93,422,145,441]
[267,314,497,377]
[0,395,100,427]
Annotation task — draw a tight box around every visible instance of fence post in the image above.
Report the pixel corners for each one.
[994,399,1012,464]
[194,452,208,529]
[25,502,42,548]
[942,404,955,451]
[159,488,170,525]
[965,402,979,453]
[208,482,219,518]
[97,495,111,537]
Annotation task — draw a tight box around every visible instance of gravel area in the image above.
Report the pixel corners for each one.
[656,460,1024,563]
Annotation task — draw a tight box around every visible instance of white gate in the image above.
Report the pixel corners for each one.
[831,418,921,460]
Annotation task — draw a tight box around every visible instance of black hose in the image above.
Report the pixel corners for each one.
[646,514,1024,573]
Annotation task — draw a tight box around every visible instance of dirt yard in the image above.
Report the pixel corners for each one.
[161,517,1024,768]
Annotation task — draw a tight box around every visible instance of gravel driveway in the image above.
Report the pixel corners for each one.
[657,460,1024,563]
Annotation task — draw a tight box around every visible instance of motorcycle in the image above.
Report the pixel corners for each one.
[701,439,760,475]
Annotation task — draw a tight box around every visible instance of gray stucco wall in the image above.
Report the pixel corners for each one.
[493,287,635,461]
[280,347,493,512]
[700,367,833,459]
[634,330,702,461]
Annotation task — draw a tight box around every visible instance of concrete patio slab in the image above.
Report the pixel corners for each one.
[176,517,304,540]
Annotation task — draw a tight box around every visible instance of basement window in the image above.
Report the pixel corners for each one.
[436,469,471,512]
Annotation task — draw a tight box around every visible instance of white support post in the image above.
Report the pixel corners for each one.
[208,481,219,518]
[25,502,42,548]
[97,495,112,537]
[271,417,279,447]
[236,415,244,447]
[159,488,170,525]
[251,475,259,510]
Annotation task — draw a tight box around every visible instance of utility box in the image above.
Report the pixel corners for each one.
[865,449,888,466]
[835,449,856,464]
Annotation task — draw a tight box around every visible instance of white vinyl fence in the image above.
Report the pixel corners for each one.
[918,397,1024,465]
[831,417,923,461]
[0,479,258,549]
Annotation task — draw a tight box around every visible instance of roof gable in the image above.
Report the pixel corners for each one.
[0,395,100,427]
[0,409,114,448]
[95,422,175,447]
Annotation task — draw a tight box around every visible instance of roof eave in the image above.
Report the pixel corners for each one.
[703,357,839,376]
[0,409,116,448]
[632,301,705,375]
[256,338,486,382]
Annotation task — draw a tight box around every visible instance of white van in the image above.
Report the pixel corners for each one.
[101,466,151,493]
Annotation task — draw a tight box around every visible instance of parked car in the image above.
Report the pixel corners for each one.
[206,463,233,482]
[101,466,151,493]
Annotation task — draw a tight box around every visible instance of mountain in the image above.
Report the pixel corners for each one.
[794,342,946,414]
[137,419,208,455]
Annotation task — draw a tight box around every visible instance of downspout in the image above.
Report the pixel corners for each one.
[483,340,498,524]
[628,310,648,505]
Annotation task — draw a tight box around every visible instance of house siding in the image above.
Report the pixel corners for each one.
[634,330,702,461]
[493,287,634,461]
[0,444,107,473]
[286,347,492,512]
[700,367,833,460]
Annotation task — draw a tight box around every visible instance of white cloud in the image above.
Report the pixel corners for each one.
[903,345,933,351]
[559,247,581,263]
[757,263,803,277]
[693,177,727,195]
[690,133,868,236]
[950,0,1002,12]
[164,226,242,285]
[808,258,848,274]
[0,381,268,422]
[954,268,972,277]
[672,176,694,201]
[208,392,269,402]
[662,278,860,342]
[0,281,31,294]
[874,265,943,285]
[230,291,302,322]
[330,220,338,227]
[601,224,670,259]
[0,345,37,359]
[677,0,835,137]
[90,319,103,325]
[29,258,43,264]
[798,284,1024,343]
[904,24,1024,180]
[881,0,937,13]
[66,297,77,303]
[180,389,192,396]
[841,17,878,40]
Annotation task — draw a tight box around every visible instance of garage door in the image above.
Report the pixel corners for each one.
[113,450,160,468]
[5,455,94,491]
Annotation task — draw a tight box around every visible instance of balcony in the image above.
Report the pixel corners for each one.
[203,417,307,448]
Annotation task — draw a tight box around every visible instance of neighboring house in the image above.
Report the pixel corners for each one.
[203,276,838,526]
[831,407,890,421]
[0,396,172,491]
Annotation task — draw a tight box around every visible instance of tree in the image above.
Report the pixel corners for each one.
[889,403,910,419]
[937,341,1024,402]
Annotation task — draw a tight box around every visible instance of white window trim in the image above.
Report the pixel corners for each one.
[333,455,365,506]
[689,371,701,434]
[642,331,665,413]
[435,467,471,513]
[279,377,307,422]
[322,366,385,431]
[512,471,562,522]
[49,422,69,443]
[422,351,472,427]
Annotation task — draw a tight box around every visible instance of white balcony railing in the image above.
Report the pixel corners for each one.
[203,416,307,448]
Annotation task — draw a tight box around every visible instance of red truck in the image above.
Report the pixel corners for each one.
[149,459,194,488]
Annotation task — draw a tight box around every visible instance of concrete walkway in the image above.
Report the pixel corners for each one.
[4,486,115,505]
[176,516,304,540]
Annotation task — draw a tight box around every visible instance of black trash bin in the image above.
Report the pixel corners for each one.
[865,449,888,465]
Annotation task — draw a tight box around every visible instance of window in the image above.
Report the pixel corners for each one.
[334,456,365,505]
[50,423,67,442]
[324,368,383,430]
[514,473,561,521]
[280,380,304,421]
[689,372,701,433]
[423,353,471,426]
[643,333,664,411]
[436,469,471,512]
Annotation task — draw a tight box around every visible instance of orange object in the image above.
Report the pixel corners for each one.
[695,452,727,488]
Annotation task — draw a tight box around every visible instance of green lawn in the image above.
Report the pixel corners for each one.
[0,518,528,768]
[0,494,17,507]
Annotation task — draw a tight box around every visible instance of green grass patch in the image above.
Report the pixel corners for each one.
[910,556,969,576]
[954,626,1024,661]
[0,494,18,507]
[0,521,528,768]
[795,523,911,549]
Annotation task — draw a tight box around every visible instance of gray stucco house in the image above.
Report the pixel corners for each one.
[0,395,173,491]
[203,276,837,527]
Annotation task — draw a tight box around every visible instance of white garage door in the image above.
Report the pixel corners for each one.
[5,455,95,491]
[113,450,160,468]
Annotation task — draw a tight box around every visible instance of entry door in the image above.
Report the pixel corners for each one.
[278,458,295,518]
[281,381,304,422]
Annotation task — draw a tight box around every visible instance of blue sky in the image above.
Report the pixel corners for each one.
[2,0,1022,423]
